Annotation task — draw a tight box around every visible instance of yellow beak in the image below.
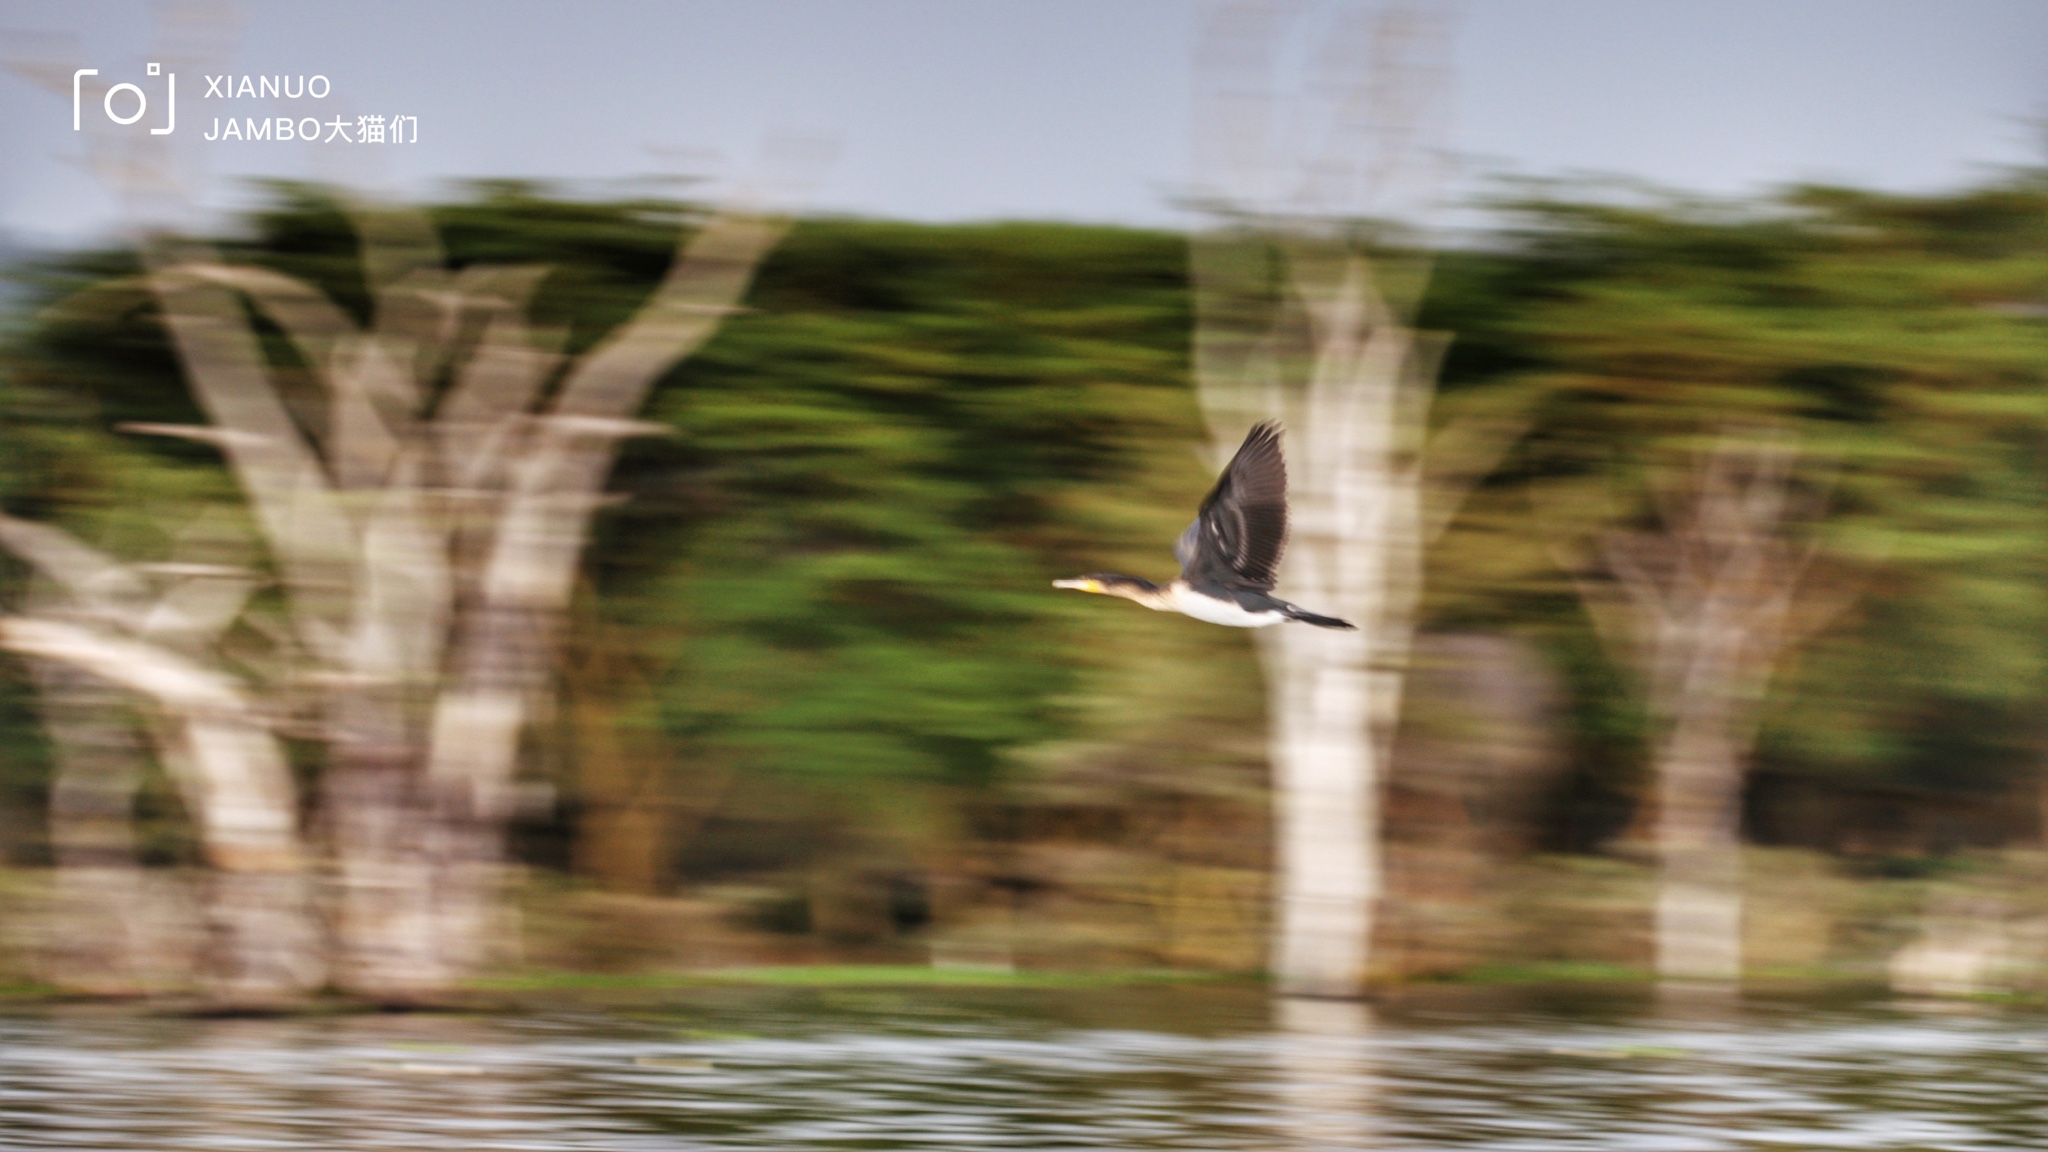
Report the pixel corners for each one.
[1052,578,1104,594]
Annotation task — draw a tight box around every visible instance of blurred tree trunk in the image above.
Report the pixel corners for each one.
[1192,3,1506,997]
[3,619,322,1001]
[135,185,797,1001]
[4,30,803,1000]
[1567,433,1828,984]
[0,519,319,1005]
[1190,242,1428,997]
[30,659,175,994]
[1195,239,1507,995]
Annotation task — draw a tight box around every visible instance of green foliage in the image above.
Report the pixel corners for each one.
[228,189,1194,815]
[1431,178,2048,820]
[12,172,2048,879]
[0,185,1194,871]
[626,220,1192,810]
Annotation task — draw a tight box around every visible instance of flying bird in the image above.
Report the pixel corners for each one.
[1054,422,1354,629]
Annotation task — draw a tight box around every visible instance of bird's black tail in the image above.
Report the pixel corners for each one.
[1280,603,1356,630]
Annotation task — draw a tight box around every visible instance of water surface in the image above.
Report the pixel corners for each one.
[2,986,2043,1149]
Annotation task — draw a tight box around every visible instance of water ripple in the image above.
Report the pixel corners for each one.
[0,996,2043,1150]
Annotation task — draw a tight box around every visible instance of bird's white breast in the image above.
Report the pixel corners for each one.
[1168,584,1286,628]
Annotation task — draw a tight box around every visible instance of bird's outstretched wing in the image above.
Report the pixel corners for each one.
[1174,421,1288,590]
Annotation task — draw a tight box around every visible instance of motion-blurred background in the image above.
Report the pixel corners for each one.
[4,0,2048,1007]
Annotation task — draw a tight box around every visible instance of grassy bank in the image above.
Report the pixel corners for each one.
[2,848,2044,1006]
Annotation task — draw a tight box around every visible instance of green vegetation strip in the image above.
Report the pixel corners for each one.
[1433,961,1655,986]
[0,980,62,999]
[473,965,1238,992]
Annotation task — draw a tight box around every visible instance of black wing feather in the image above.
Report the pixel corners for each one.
[1174,421,1288,590]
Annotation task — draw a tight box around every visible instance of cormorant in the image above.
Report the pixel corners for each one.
[1054,422,1355,629]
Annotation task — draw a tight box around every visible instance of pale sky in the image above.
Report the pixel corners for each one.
[2,1,2046,248]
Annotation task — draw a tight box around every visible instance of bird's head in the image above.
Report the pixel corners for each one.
[1052,573,1159,601]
